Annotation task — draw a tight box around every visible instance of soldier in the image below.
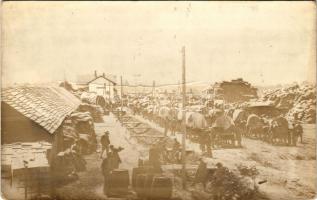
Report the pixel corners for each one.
[100,131,111,154]
[292,122,303,145]
[213,162,226,200]
[192,158,208,189]
[149,144,162,173]
[108,145,124,170]
[199,129,212,157]
[172,139,181,163]
[101,153,110,195]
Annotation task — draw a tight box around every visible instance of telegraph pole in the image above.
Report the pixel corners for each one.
[108,84,111,103]
[120,76,123,119]
[181,46,187,189]
[152,80,156,99]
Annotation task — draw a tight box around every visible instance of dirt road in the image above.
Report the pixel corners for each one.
[56,113,315,200]
[134,114,316,200]
[56,113,145,199]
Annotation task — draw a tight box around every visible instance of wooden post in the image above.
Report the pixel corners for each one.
[24,162,28,200]
[104,83,107,96]
[108,83,111,105]
[152,80,155,100]
[120,76,123,119]
[181,46,187,189]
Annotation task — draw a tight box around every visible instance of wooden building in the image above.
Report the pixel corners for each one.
[1,86,81,199]
[77,70,118,101]
[1,86,81,154]
[87,74,117,100]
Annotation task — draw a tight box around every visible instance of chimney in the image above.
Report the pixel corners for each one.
[94,70,97,78]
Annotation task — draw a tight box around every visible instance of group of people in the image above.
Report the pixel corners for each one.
[99,131,124,195]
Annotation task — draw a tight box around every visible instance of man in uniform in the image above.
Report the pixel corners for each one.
[192,158,208,189]
[292,122,303,145]
[101,152,110,195]
[108,145,124,170]
[100,131,111,154]
[213,162,226,200]
[172,138,181,163]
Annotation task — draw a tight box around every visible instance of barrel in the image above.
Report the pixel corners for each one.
[132,166,155,188]
[108,169,129,196]
[135,174,147,198]
[144,173,155,197]
[149,148,160,164]
[150,176,173,199]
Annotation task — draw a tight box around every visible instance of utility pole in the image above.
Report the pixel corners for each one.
[181,46,187,189]
[120,76,123,119]
[152,80,156,100]
[108,83,111,103]
[63,69,67,86]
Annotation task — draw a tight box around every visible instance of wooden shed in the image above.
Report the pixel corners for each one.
[1,86,81,199]
[1,86,81,161]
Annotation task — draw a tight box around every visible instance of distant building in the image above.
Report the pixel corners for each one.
[208,78,258,103]
[77,70,117,100]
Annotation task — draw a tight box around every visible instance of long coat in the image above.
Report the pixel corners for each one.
[108,151,122,170]
[101,158,111,194]
[194,161,208,184]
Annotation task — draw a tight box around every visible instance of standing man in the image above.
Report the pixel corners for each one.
[213,162,226,200]
[100,131,111,154]
[199,129,212,157]
[192,158,208,189]
[108,145,124,170]
[101,153,110,195]
[172,138,181,163]
[149,144,162,173]
[164,117,169,136]
[292,122,303,145]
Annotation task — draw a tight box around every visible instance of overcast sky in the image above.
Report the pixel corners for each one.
[2,1,316,87]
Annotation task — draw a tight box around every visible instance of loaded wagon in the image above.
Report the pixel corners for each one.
[209,111,242,148]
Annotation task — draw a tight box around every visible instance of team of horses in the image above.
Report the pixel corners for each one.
[125,97,303,147]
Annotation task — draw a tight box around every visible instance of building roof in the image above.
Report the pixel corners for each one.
[2,86,81,134]
[76,74,117,85]
[87,75,116,85]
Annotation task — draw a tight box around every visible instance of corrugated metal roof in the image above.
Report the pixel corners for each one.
[2,86,81,134]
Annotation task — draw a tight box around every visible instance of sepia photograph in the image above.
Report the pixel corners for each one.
[1,1,316,200]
